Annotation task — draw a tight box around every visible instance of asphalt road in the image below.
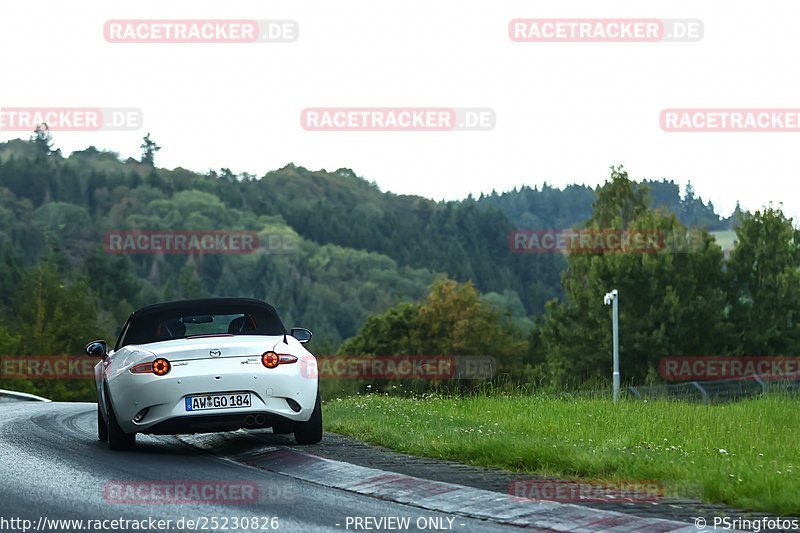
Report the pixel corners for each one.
[0,402,516,533]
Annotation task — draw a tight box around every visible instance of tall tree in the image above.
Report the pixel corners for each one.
[339,278,528,378]
[538,168,731,386]
[31,123,56,156]
[590,165,650,229]
[140,133,161,166]
[726,207,800,354]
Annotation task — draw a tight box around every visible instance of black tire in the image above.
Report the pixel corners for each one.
[271,420,294,435]
[97,404,107,442]
[294,392,322,444]
[106,398,136,450]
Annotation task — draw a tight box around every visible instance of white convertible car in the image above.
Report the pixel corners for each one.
[86,298,321,450]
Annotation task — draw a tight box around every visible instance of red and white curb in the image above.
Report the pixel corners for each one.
[182,436,703,532]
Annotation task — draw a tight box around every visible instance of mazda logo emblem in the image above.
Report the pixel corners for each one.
[209,349,221,358]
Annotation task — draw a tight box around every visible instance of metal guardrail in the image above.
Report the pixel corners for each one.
[629,376,800,404]
[0,389,51,402]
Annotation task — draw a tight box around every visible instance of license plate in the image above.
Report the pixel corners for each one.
[185,393,252,411]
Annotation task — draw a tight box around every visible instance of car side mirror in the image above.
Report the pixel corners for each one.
[290,328,312,344]
[85,340,108,358]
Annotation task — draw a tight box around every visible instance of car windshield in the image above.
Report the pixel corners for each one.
[119,303,285,348]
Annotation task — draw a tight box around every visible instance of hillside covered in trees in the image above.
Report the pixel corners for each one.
[0,132,753,397]
[0,134,727,332]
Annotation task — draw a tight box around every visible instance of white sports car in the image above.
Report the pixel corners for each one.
[86,298,321,450]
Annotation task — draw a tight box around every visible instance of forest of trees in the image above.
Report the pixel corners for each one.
[1,132,781,399]
[340,168,800,389]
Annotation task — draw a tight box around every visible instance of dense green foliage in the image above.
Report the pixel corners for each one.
[727,208,800,354]
[339,279,527,358]
[0,134,789,399]
[535,168,800,386]
[478,178,730,231]
[343,167,800,388]
[333,278,530,393]
[0,137,726,334]
[0,258,100,400]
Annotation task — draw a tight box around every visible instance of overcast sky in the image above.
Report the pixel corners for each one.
[2,1,799,220]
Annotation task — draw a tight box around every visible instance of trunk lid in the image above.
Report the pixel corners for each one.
[134,335,286,362]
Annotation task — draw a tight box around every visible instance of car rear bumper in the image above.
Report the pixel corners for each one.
[141,411,296,435]
[107,357,317,434]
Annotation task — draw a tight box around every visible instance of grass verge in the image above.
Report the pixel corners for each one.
[323,393,799,515]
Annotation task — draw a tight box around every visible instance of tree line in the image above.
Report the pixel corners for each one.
[0,133,776,397]
[342,167,800,389]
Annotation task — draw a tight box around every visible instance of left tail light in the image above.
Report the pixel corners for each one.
[130,358,171,376]
[261,351,298,368]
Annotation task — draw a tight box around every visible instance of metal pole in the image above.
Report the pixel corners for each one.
[604,289,620,402]
[612,290,620,403]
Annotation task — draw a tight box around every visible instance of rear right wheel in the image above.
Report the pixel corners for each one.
[97,404,107,442]
[271,420,294,435]
[294,392,322,445]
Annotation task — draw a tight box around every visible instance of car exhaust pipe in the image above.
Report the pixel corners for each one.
[133,407,150,423]
[254,415,266,426]
[245,415,256,426]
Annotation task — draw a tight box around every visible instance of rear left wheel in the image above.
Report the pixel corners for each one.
[106,398,136,451]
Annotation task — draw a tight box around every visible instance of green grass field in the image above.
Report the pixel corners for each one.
[324,394,799,514]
